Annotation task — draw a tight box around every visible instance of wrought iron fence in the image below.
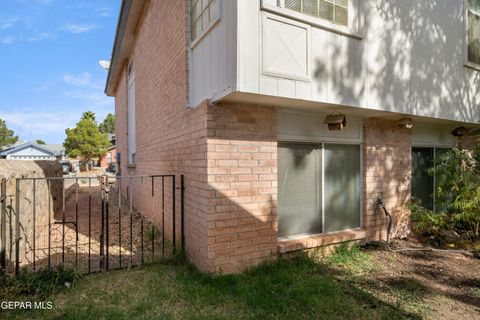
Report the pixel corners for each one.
[0,174,184,276]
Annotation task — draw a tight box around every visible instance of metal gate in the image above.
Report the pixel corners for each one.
[0,174,184,276]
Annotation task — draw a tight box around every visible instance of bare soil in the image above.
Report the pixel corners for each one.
[361,239,480,319]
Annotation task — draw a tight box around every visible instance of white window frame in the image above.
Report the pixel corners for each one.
[261,0,363,40]
[190,0,221,48]
[465,0,480,71]
[127,59,136,165]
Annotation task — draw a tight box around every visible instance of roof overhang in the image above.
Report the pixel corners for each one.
[105,0,146,97]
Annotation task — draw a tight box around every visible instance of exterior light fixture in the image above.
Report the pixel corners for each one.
[397,117,413,129]
[451,126,468,137]
[324,113,346,131]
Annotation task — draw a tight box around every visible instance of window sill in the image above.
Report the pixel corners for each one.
[261,2,364,40]
[464,61,480,72]
[278,228,367,253]
[127,163,136,169]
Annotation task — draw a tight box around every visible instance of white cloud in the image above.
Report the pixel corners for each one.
[95,7,113,17]
[1,36,15,44]
[65,92,113,108]
[27,32,51,42]
[63,73,92,87]
[59,23,96,34]
[0,111,78,136]
[0,17,19,30]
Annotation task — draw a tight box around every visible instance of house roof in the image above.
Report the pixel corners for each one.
[0,142,64,157]
[105,0,146,97]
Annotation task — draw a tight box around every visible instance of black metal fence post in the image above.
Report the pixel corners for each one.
[15,179,20,276]
[105,176,110,271]
[32,179,36,270]
[0,178,6,271]
[100,178,105,271]
[181,175,185,252]
[172,175,176,254]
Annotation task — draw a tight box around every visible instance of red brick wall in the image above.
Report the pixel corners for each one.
[112,0,420,274]
[363,118,412,240]
[205,102,278,273]
[113,0,210,270]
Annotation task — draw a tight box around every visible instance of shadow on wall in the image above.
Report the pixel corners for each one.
[314,0,480,121]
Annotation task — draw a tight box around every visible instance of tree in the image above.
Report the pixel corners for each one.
[82,111,96,122]
[36,139,46,145]
[99,113,116,134]
[64,112,110,171]
[0,118,18,149]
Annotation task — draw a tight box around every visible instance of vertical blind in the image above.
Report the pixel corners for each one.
[324,144,361,233]
[278,143,360,238]
[278,143,322,238]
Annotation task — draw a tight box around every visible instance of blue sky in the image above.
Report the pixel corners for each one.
[0,0,120,144]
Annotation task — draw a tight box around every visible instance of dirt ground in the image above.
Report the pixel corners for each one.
[27,185,166,274]
[359,239,480,319]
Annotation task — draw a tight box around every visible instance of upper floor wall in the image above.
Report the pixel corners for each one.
[189,0,480,124]
[189,0,237,107]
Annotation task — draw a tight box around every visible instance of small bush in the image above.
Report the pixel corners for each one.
[410,199,448,236]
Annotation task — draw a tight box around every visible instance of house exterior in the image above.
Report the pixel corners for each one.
[0,142,66,161]
[105,0,480,273]
[99,146,117,169]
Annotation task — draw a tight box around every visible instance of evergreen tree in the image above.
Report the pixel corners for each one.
[0,118,18,149]
[64,112,110,171]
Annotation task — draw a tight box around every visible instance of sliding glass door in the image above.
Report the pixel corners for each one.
[412,147,434,210]
[411,147,451,211]
[278,142,361,238]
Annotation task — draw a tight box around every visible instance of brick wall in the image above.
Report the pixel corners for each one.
[363,118,412,240]
[113,0,210,271]
[205,102,278,273]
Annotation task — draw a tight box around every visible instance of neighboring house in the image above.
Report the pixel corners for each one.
[99,146,117,169]
[0,142,66,161]
[105,1,480,273]
[99,134,116,169]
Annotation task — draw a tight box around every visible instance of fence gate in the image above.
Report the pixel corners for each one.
[0,175,184,276]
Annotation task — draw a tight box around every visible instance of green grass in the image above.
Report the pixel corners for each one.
[0,249,425,320]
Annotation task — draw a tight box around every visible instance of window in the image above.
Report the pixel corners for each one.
[468,0,480,65]
[280,0,349,27]
[411,147,450,211]
[191,0,219,41]
[127,61,136,164]
[278,142,361,238]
